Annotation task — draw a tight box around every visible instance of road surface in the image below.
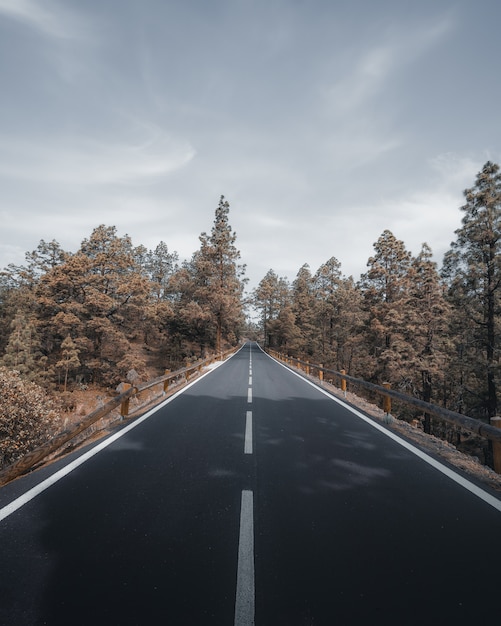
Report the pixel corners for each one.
[1,342,500,625]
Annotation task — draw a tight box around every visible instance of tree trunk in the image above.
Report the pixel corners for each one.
[422,370,432,434]
[487,249,497,420]
[216,313,222,354]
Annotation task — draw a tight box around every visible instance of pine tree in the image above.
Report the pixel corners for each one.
[314,257,343,362]
[2,239,66,291]
[188,196,246,352]
[36,226,151,385]
[145,241,179,301]
[292,264,319,356]
[56,335,81,392]
[273,304,302,353]
[313,266,366,374]
[25,239,66,279]
[404,244,451,431]
[1,312,41,379]
[0,241,65,356]
[253,270,290,348]
[137,241,178,348]
[360,230,413,383]
[333,277,367,375]
[442,161,501,421]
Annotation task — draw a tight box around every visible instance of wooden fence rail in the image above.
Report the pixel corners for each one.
[267,349,501,472]
[0,346,238,487]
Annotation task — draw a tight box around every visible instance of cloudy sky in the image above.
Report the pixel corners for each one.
[1,0,500,291]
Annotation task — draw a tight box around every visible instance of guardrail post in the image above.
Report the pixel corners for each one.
[306,361,310,375]
[319,365,323,384]
[120,383,132,418]
[185,364,191,382]
[163,370,171,394]
[340,370,347,397]
[491,417,501,473]
[382,382,391,415]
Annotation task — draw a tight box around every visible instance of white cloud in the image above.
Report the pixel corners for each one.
[0,132,196,186]
[428,152,483,189]
[0,1,498,295]
[354,152,486,267]
[328,45,395,111]
[0,0,85,40]
[325,14,454,113]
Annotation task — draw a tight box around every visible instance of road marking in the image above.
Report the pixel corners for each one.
[247,387,252,403]
[245,411,253,454]
[263,348,501,514]
[234,490,255,626]
[248,376,252,386]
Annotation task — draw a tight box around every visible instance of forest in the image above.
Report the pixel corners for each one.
[0,196,245,386]
[254,161,501,432]
[1,163,501,467]
[0,196,245,466]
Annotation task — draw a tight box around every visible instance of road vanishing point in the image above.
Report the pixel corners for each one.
[1,343,501,625]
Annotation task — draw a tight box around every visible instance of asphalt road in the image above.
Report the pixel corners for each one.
[1,342,501,625]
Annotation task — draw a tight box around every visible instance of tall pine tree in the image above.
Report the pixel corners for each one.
[186,197,246,352]
[292,264,319,356]
[360,230,413,383]
[442,161,501,421]
[405,244,451,431]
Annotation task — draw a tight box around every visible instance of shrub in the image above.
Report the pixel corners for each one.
[0,367,62,469]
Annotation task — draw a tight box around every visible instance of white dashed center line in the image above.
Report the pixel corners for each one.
[244,411,253,454]
[234,489,255,626]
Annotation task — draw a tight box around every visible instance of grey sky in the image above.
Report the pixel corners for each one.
[1,0,500,290]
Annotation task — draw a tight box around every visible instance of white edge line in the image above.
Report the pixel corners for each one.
[234,489,255,626]
[0,358,231,523]
[262,348,501,513]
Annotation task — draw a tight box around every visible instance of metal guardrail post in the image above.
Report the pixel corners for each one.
[319,365,323,384]
[340,370,347,397]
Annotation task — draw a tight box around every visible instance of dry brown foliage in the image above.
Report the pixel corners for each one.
[0,367,62,469]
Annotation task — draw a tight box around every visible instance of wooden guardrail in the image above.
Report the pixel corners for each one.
[267,349,501,473]
[0,346,239,487]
